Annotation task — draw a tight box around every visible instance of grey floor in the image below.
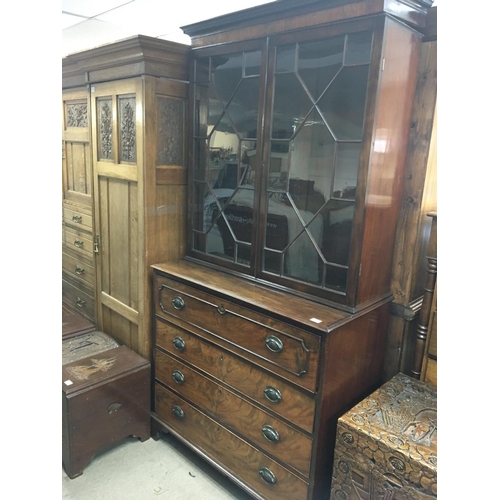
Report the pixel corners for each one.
[62,431,255,500]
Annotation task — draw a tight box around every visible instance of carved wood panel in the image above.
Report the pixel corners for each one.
[157,96,184,166]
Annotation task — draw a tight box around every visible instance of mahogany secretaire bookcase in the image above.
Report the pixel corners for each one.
[150,1,435,499]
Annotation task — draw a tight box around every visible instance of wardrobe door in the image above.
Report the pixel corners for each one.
[91,79,143,353]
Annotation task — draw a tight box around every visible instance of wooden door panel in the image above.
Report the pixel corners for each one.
[62,89,92,208]
[92,78,143,353]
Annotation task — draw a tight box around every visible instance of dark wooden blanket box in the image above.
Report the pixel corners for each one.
[62,345,151,479]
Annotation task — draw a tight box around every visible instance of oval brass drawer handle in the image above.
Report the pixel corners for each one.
[171,296,185,310]
[72,215,82,223]
[75,266,85,275]
[172,370,185,385]
[217,304,226,315]
[265,335,283,353]
[259,467,276,485]
[262,425,280,443]
[74,240,84,248]
[263,386,282,404]
[172,405,185,420]
[172,336,185,352]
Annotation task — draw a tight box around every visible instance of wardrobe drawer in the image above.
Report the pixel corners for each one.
[62,251,94,287]
[155,318,316,433]
[63,225,94,259]
[63,207,93,231]
[155,275,320,392]
[155,350,312,477]
[62,276,94,321]
[155,384,309,500]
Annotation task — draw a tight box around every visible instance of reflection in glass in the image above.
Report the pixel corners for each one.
[344,31,373,66]
[317,65,369,141]
[263,32,372,293]
[244,51,261,76]
[298,38,344,100]
[333,143,361,199]
[275,44,296,73]
[272,73,313,139]
[212,53,243,105]
[192,51,261,266]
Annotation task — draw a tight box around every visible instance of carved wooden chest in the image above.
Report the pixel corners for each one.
[62,345,151,479]
[331,373,437,500]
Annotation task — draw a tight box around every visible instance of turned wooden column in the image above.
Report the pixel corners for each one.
[412,212,437,378]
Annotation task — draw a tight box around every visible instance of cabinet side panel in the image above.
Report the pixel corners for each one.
[357,20,421,304]
[311,303,390,498]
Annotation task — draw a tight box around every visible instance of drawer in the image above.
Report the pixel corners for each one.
[62,251,94,287]
[63,225,94,259]
[63,207,93,231]
[154,275,320,392]
[154,384,309,500]
[155,318,316,433]
[155,350,312,477]
[62,275,95,321]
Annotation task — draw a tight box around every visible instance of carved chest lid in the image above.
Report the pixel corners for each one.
[338,373,437,472]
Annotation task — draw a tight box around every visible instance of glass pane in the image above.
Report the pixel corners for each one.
[244,51,261,76]
[264,249,285,275]
[298,37,344,100]
[226,77,260,139]
[321,199,354,267]
[193,182,212,232]
[212,53,243,105]
[317,65,369,140]
[269,141,290,191]
[325,265,348,292]
[193,231,206,254]
[241,140,258,187]
[287,108,333,211]
[272,73,313,139]
[344,31,373,66]
[195,84,209,138]
[333,143,361,199]
[207,84,225,129]
[275,43,296,73]
[284,230,321,284]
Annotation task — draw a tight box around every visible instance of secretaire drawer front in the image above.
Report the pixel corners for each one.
[155,318,316,433]
[155,384,309,500]
[155,275,320,391]
[62,252,94,286]
[155,350,312,477]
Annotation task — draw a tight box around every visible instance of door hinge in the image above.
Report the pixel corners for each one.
[94,234,100,255]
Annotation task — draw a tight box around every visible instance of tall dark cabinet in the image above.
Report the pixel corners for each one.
[151,1,434,500]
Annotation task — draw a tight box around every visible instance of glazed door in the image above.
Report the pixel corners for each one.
[91,78,144,353]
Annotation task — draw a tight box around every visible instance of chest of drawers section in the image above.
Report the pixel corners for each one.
[151,262,390,500]
[152,272,319,500]
[62,201,95,322]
